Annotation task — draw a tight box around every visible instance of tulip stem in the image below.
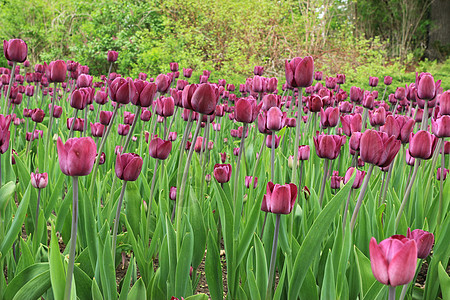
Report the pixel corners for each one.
[361,107,368,131]
[0,156,2,188]
[381,86,387,102]
[35,189,42,236]
[266,214,281,300]
[381,162,394,205]
[233,123,248,207]
[64,176,78,300]
[200,116,211,197]
[123,105,141,152]
[395,159,421,232]
[45,82,57,169]
[438,139,445,226]
[89,104,119,193]
[167,106,179,135]
[148,159,159,219]
[112,180,127,262]
[83,106,88,137]
[291,88,303,183]
[271,131,275,181]
[68,109,78,139]
[176,111,193,189]
[319,159,329,207]
[388,286,396,300]
[176,115,203,242]
[421,100,428,131]
[5,62,16,115]
[350,164,374,232]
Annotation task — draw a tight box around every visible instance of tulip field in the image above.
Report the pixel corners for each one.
[0,39,450,300]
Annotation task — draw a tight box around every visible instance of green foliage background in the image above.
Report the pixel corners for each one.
[1,0,449,90]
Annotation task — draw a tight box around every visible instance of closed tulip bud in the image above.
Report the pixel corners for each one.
[149,138,172,160]
[133,80,156,107]
[431,116,450,137]
[440,90,450,115]
[123,111,135,125]
[94,90,108,105]
[298,145,310,161]
[350,86,364,103]
[339,101,353,113]
[57,137,97,176]
[3,39,27,63]
[266,77,278,93]
[191,83,218,115]
[109,77,136,104]
[70,89,88,110]
[235,97,262,123]
[308,95,323,112]
[360,130,401,167]
[266,134,281,149]
[409,131,438,160]
[314,71,323,81]
[90,122,105,137]
[213,163,232,183]
[436,168,449,181]
[31,170,48,189]
[169,62,179,72]
[100,111,113,126]
[441,141,450,154]
[320,107,339,128]
[52,105,62,118]
[156,96,175,117]
[325,77,337,89]
[194,137,204,153]
[363,94,375,109]
[107,50,118,62]
[261,182,297,214]
[31,108,45,123]
[313,133,344,160]
[369,107,386,127]
[233,147,240,156]
[66,118,84,132]
[76,74,93,88]
[285,56,314,88]
[261,94,279,111]
[155,74,171,94]
[115,153,143,181]
[117,124,130,136]
[405,150,415,166]
[48,60,67,82]
[330,171,343,189]
[369,76,379,87]
[394,87,405,100]
[384,76,393,85]
[337,73,346,85]
[416,73,440,101]
[407,228,434,259]
[183,68,193,78]
[287,118,296,127]
[369,237,417,286]
[344,167,366,189]
[267,107,283,131]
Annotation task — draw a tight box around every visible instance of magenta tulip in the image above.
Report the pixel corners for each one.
[213,163,232,183]
[285,56,314,88]
[31,170,49,189]
[344,167,366,189]
[313,132,343,160]
[261,182,297,214]
[3,39,28,63]
[409,130,438,159]
[115,153,143,181]
[149,138,172,160]
[407,228,434,259]
[57,137,97,176]
[360,130,401,167]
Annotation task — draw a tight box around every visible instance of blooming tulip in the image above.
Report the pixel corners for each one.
[115,153,143,181]
[360,130,401,167]
[213,164,232,183]
[31,170,49,189]
[3,39,28,63]
[369,237,417,287]
[57,137,97,176]
[149,138,172,160]
[285,56,314,88]
[261,182,297,214]
[313,133,343,160]
[409,130,438,160]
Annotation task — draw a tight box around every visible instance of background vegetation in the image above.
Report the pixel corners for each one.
[1,0,449,90]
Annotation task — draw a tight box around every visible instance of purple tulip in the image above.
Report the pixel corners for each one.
[115,153,143,181]
[31,170,49,189]
[57,137,97,176]
[261,182,297,214]
[213,163,232,183]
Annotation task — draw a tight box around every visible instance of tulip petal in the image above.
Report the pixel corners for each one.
[388,240,417,286]
[369,237,389,285]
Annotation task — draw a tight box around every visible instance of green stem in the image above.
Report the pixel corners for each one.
[350,164,374,232]
[437,138,445,226]
[421,100,428,131]
[35,189,42,235]
[64,176,78,300]
[388,286,396,300]
[233,122,248,206]
[271,132,275,181]
[395,159,421,232]
[123,105,141,152]
[291,88,303,183]
[112,181,127,261]
[5,62,17,115]
[266,214,281,300]
[319,159,329,207]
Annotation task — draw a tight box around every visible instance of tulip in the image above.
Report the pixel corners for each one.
[31,170,49,189]
[183,68,193,78]
[267,107,283,131]
[117,124,130,136]
[149,138,172,160]
[261,94,279,111]
[431,116,450,138]
[369,237,417,287]
[369,76,379,87]
[132,80,157,107]
[115,153,143,181]
[308,95,323,112]
[107,50,118,62]
[344,167,366,189]
[285,56,314,88]
[341,113,362,136]
[90,122,105,137]
[190,83,218,115]
[235,97,262,123]
[155,73,171,94]
[244,176,258,189]
[99,111,113,126]
[109,77,136,104]
[440,90,450,115]
[360,130,401,167]
[337,73,346,85]
[315,71,323,81]
[320,107,339,128]
[298,145,310,160]
[406,228,434,259]
[416,73,440,101]
[57,137,97,176]
[70,89,88,110]
[31,108,45,123]
[156,96,175,117]
[409,130,437,160]
[325,77,337,89]
[384,76,393,85]
[405,150,415,166]
[213,164,232,183]
[261,181,297,214]
[265,134,281,149]
[313,133,343,160]
[3,39,28,63]
[48,60,67,83]
[369,107,386,127]
[436,168,448,181]
[330,171,343,189]
[350,86,364,103]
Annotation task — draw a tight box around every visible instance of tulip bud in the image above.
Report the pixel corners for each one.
[213,164,232,183]
[169,187,177,201]
[344,167,366,189]
[245,176,258,189]
[3,39,28,63]
[261,182,297,214]
[409,131,438,160]
[115,153,143,181]
[107,50,118,62]
[57,137,97,176]
[149,138,172,160]
[31,170,48,189]
[436,168,449,181]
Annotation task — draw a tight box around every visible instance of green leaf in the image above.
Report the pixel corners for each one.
[11,269,51,300]
[246,248,261,300]
[119,256,135,300]
[189,188,207,268]
[3,263,49,300]
[184,294,209,300]
[0,182,31,257]
[321,249,336,300]
[354,246,377,298]
[205,231,223,300]
[288,179,352,300]
[125,181,141,238]
[438,261,450,300]
[254,234,268,298]
[175,226,194,297]
[0,181,15,213]
[128,278,147,300]
[91,278,103,300]
[49,225,65,300]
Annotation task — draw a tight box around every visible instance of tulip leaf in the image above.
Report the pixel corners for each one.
[205,231,223,300]
[438,261,450,300]
[189,186,207,269]
[184,294,208,300]
[49,224,65,300]
[354,246,377,298]
[3,263,49,300]
[299,267,319,300]
[0,181,15,214]
[362,281,386,300]
[246,248,260,300]
[11,269,51,300]
[45,172,65,219]
[321,249,336,300]
[0,182,31,257]
[254,234,268,297]
[91,278,103,300]
[288,178,352,300]
[127,278,146,300]
[165,216,177,293]
[175,221,194,298]
[125,181,141,239]
[273,258,287,300]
